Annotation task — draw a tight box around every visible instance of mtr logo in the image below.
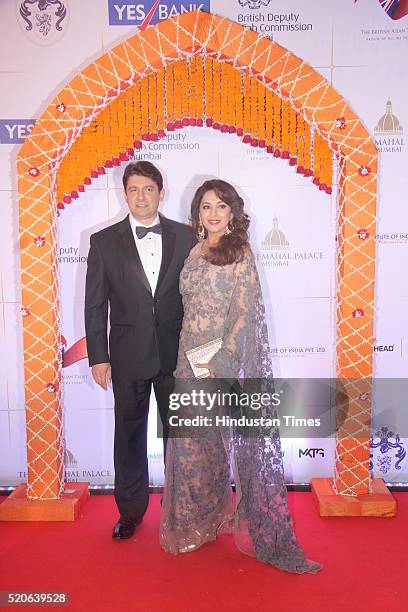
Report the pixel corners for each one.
[108,1,210,28]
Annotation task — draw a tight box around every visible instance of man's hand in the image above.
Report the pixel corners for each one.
[92,363,112,390]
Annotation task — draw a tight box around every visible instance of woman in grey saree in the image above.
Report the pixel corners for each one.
[160,179,321,574]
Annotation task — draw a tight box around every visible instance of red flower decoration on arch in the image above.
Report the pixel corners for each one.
[335,117,346,130]
[357,229,369,240]
[34,236,46,247]
[358,166,371,177]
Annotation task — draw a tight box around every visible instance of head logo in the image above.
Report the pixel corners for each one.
[262,216,289,249]
[355,0,408,20]
[17,0,68,45]
[108,1,210,28]
[238,0,272,8]
[374,343,394,352]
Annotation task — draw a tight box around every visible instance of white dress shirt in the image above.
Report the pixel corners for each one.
[129,214,162,295]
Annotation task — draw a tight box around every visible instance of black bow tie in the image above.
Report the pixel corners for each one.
[135,223,162,239]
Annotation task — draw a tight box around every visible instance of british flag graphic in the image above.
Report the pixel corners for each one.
[356,0,408,20]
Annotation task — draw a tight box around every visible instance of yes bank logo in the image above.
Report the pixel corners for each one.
[108,1,210,27]
[0,120,35,144]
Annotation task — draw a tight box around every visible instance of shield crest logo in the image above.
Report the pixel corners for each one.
[17,0,68,45]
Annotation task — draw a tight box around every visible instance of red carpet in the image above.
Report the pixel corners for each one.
[0,492,404,611]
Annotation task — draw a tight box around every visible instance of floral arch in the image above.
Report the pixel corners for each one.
[16,10,377,503]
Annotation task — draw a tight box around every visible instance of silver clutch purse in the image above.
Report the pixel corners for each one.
[185,338,223,378]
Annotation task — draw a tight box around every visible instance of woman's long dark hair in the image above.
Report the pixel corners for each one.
[190,179,250,266]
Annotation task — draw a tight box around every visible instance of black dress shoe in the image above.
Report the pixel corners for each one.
[112,517,142,540]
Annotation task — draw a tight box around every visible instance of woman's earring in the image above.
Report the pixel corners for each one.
[224,221,234,236]
[197,223,206,241]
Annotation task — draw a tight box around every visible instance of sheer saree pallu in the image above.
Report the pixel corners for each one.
[160,244,321,574]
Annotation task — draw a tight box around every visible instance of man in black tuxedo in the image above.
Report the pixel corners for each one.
[85,161,196,540]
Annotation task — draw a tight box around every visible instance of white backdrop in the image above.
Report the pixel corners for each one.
[1,0,407,486]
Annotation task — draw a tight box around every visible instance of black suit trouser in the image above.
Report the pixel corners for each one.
[112,372,173,522]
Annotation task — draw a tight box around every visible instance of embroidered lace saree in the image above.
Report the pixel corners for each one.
[160,243,321,574]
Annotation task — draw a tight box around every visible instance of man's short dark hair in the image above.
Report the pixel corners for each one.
[122,161,163,192]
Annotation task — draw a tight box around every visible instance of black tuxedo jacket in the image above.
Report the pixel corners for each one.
[85,214,196,380]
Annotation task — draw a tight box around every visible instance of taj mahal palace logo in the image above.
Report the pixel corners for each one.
[374,99,404,153]
[258,216,291,267]
[258,215,324,267]
[263,216,289,249]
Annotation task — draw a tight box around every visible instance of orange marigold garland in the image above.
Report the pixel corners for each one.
[320,136,333,194]
[131,81,142,146]
[227,63,236,131]
[257,80,266,145]
[304,119,312,176]
[220,62,229,128]
[265,87,273,150]
[173,61,182,122]
[156,67,165,133]
[140,76,149,138]
[55,55,333,215]
[165,63,174,128]
[296,112,305,172]
[243,74,251,136]
[79,129,87,185]
[99,107,110,166]
[56,154,67,205]
[250,77,258,140]
[312,131,332,193]
[124,85,134,153]
[188,55,197,121]
[235,69,244,134]
[212,59,221,127]
[65,141,76,201]
[325,146,333,192]
[181,60,189,121]
[110,100,120,164]
[272,90,281,156]
[195,54,204,122]
[288,104,297,165]
[313,131,323,187]
[148,72,158,137]
[87,120,99,176]
[204,56,213,125]
[94,118,103,173]
[281,99,290,159]
[117,95,127,157]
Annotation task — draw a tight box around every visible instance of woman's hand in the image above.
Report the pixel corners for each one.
[196,363,216,378]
